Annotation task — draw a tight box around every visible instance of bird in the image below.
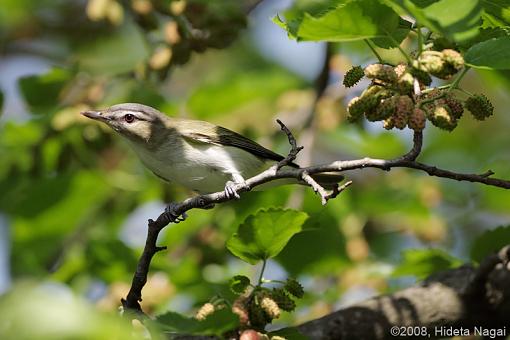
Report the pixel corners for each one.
[81,103,344,221]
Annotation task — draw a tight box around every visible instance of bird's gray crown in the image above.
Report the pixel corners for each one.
[109,103,161,117]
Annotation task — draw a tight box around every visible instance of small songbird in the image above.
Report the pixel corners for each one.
[82,103,343,220]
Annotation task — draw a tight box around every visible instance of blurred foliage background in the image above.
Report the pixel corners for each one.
[0,0,510,338]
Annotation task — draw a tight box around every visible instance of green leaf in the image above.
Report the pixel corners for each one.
[274,0,401,42]
[465,36,510,69]
[226,208,308,265]
[229,275,251,294]
[471,226,510,262]
[371,17,413,49]
[393,249,462,279]
[155,309,238,335]
[18,68,71,114]
[481,0,510,27]
[76,21,149,76]
[383,0,482,43]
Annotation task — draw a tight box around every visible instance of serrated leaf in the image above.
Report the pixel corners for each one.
[226,208,308,265]
[274,0,401,42]
[383,0,482,43]
[155,309,238,335]
[471,226,510,262]
[465,36,510,69]
[229,275,251,294]
[18,68,71,114]
[392,248,462,279]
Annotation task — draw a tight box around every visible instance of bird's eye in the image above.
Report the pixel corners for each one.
[124,114,135,123]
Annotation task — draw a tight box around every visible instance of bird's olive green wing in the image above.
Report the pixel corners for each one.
[178,120,285,162]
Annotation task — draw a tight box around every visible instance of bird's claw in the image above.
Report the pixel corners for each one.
[224,181,241,199]
[164,202,188,224]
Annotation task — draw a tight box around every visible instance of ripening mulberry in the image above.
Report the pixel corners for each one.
[394,95,414,129]
[232,298,249,325]
[445,96,464,119]
[270,288,296,312]
[373,96,398,121]
[364,64,397,84]
[408,108,426,131]
[465,94,494,120]
[343,65,364,87]
[383,116,395,130]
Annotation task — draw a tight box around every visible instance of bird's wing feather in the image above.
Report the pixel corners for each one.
[178,121,287,163]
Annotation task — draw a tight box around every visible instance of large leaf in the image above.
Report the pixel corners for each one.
[155,309,238,335]
[274,0,401,42]
[465,36,510,69]
[481,0,510,27]
[471,226,510,262]
[393,248,462,279]
[226,208,308,264]
[18,68,71,114]
[383,0,482,43]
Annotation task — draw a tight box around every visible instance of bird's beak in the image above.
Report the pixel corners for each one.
[81,110,109,122]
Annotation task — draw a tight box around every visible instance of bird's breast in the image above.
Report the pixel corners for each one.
[129,139,266,193]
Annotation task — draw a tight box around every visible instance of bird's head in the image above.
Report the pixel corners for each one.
[81,103,169,146]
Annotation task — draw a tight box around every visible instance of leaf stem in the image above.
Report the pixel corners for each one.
[417,25,424,57]
[448,67,470,93]
[384,29,412,64]
[364,39,384,63]
[257,259,267,285]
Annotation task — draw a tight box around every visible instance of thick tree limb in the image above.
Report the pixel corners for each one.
[296,246,510,340]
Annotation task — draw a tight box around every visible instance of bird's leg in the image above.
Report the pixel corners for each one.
[163,202,188,224]
[224,173,247,199]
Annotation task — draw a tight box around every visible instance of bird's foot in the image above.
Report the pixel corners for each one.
[163,202,187,224]
[224,181,242,199]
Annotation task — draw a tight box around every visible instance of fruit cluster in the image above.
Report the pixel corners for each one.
[343,49,494,132]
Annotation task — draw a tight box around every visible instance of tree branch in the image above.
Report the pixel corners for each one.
[122,120,510,314]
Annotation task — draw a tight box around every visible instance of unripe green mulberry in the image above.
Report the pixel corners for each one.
[343,65,364,87]
[347,85,384,121]
[270,288,296,312]
[410,67,432,86]
[408,108,426,131]
[347,97,364,121]
[364,64,397,84]
[284,278,304,298]
[428,105,457,131]
[372,96,398,121]
[260,296,280,320]
[445,96,464,119]
[397,72,414,95]
[442,49,464,71]
[465,94,494,120]
[249,300,272,328]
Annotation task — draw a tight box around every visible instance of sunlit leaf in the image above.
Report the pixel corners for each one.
[275,0,401,42]
[465,36,510,69]
[471,225,510,262]
[226,208,308,264]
